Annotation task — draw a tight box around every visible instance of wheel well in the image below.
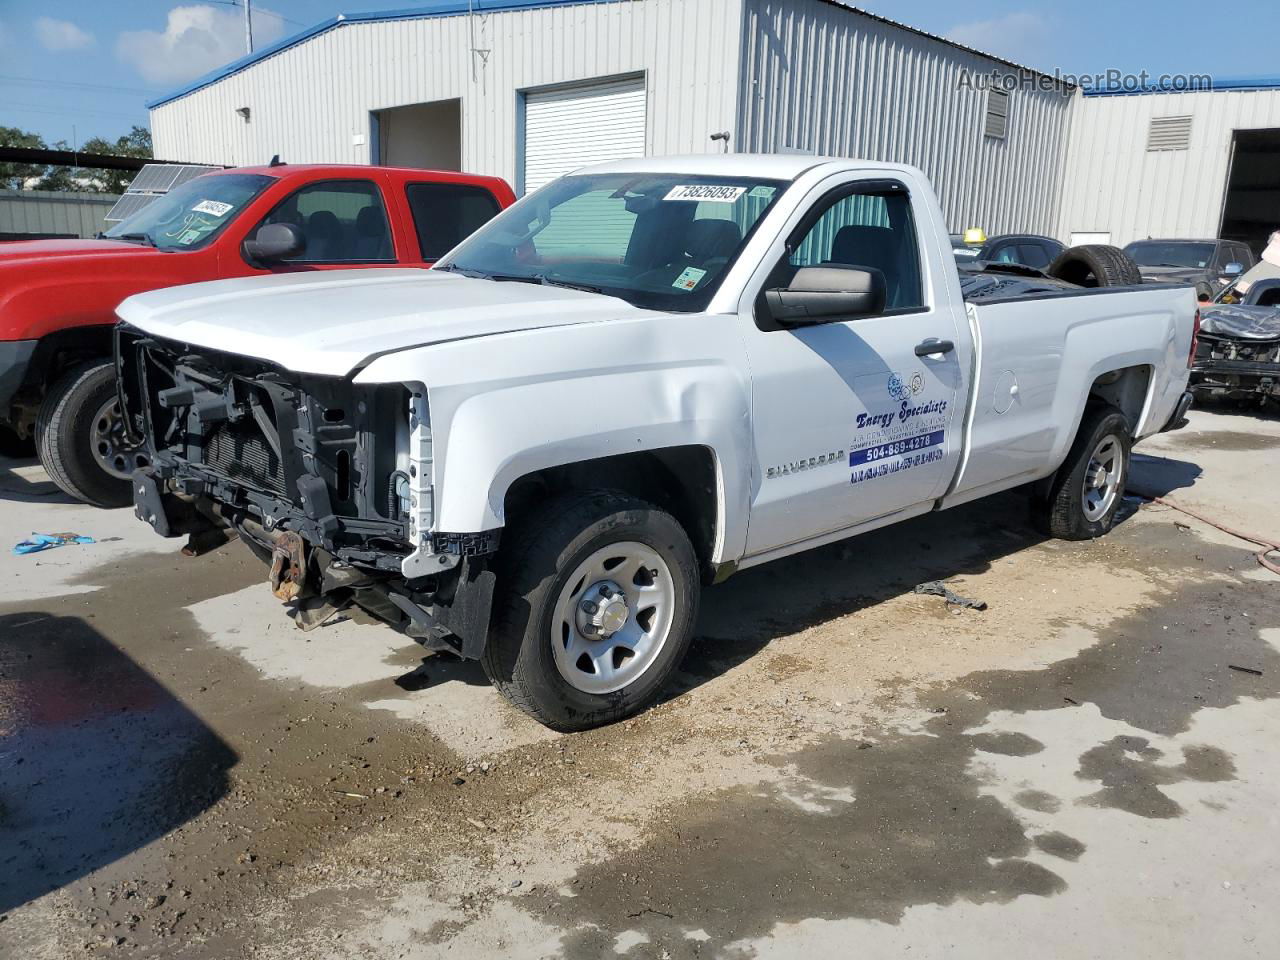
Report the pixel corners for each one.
[1087,365,1151,433]
[503,446,720,582]
[9,326,114,435]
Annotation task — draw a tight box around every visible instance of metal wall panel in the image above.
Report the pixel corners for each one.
[0,190,119,239]
[736,0,1076,237]
[1058,89,1280,247]
[151,0,743,186]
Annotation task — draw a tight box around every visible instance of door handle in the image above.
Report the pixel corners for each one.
[915,338,954,357]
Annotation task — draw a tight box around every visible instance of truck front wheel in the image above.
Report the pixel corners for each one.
[481,491,700,731]
[1033,406,1132,540]
[36,362,148,508]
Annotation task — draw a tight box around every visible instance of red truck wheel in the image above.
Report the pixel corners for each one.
[35,362,148,508]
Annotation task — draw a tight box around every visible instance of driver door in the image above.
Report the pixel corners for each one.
[740,177,967,557]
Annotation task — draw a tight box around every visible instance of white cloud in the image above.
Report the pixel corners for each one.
[946,11,1051,66]
[35,16,96,51]
[116,4,284,86]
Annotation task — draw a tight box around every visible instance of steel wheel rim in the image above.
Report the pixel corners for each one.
[551,541,676,695]
[1082,434,1123,523]
[90,397,149,481]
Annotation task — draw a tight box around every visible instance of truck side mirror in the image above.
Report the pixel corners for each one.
[764,266,887,327]
[1223,261,1244,277]
[244,222,305,264]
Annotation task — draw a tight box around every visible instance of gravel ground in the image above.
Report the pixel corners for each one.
[2,404,1278,959]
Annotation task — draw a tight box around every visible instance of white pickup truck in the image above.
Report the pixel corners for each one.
[116,155,1196,730]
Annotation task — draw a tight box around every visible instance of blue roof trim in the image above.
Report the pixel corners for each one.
[147,0,619,108]
[1084,75,1280,98]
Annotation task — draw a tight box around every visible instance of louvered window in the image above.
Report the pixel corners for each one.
[984,90,1009,140]
[1147,116,1192,151]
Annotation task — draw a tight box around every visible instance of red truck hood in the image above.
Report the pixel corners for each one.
[0,239,195,342]
[0,237,161,264]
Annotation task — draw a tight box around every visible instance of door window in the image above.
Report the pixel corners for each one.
[254,180,393,263]
[782,187,924,310]
[405,182,502,261]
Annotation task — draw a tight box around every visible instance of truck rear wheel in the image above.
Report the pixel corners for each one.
[1033,406,1131,540]
[480,491,700,731]
[36,362,149,508]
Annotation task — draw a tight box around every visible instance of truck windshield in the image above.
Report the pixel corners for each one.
[102,173,273,252]
[437,173,786,311]
[1123,241,1216,269]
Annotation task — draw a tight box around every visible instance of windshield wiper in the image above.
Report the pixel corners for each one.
[488,273,605,294]
[435,263,488,278]
[109,232,157,248]
[438,265,605,295]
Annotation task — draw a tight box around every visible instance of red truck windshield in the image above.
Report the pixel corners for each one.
[102,173,273,252]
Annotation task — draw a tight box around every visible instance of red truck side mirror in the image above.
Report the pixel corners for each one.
[244,222,306,264]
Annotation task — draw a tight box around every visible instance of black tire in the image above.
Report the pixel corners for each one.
[0,424,35,459]
[480,490,700,732]
[1033,406,1132,540]
[35,362,138,508]
[1047,245,1144,288]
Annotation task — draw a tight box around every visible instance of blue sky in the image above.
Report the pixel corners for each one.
[2,0,1277,147]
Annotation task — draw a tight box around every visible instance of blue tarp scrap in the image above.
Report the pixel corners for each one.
[12,532,96,555]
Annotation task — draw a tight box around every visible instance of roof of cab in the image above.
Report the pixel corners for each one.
[223,163,508,185]
[567,153,916,182]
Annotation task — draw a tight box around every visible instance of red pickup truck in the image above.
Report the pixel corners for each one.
[0,163,515,506]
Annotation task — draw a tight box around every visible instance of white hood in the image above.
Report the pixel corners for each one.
[116,268,644,376]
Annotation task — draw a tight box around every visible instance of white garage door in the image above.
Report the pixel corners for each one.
[522,76,646,194]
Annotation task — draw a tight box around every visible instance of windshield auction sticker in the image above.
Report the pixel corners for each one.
[192,200,234,217]
[672,266,707,290]
[664,184,747,203]
[849,371,949,485]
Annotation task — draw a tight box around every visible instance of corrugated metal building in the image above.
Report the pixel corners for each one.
[1058,79,1280,252]
[0,190,120,241]
[148,0,1076,236]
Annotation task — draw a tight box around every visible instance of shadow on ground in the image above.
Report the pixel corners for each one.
[0,614,237,913]
[0,455,78,506]
[672,451,1202,700]
[534,467,1280,958]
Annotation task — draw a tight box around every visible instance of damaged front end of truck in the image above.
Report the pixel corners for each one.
[115,324,497,656]
[1191,305,1280,403]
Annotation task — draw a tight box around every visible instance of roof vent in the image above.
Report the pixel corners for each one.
[984,90,1009,140]
[1147,116,1192,151]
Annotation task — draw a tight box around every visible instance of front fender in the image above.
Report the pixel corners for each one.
[355,313,754,564]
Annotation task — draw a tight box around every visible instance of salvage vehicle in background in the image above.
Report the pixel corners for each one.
[953,231,1066,271]
[1123,238,1255,301]
[116,155,1195,731]
[1191,262,1280,404]
[0,163,514,505]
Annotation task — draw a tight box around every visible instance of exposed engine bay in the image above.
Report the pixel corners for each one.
[115,324,495,654]
[1191,305,1280,402]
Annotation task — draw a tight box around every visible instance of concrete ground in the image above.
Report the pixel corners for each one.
[1,404,1278,959]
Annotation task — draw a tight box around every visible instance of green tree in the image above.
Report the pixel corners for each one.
[85,126,153,194]
[0,126,47,190]
[34,126,154,194]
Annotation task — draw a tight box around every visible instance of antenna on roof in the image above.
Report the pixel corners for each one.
[269,154,284,167]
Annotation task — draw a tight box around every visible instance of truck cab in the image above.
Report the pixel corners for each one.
[0,163,514,505]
